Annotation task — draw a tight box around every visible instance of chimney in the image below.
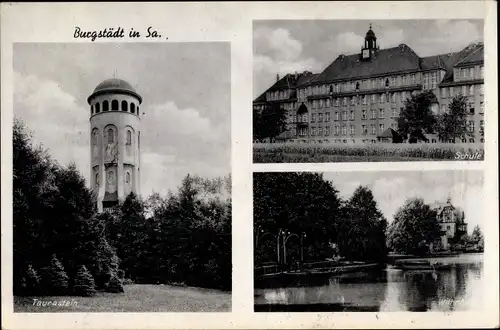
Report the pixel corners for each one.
[276,73,280,82]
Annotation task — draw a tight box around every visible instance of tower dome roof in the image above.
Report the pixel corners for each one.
[88,78,142,104]
[365,23,376,39]
[94,78,136,93]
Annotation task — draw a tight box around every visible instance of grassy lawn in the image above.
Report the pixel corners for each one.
[253,142,484,163]
[14,284,231,312]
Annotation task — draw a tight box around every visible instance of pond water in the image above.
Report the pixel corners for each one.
[254,253,484,312]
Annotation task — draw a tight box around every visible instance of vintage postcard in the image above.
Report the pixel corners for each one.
[1,1,498,330]
[253,20,487,163]
[254,170,484,312]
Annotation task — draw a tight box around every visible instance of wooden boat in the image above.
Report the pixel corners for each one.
[394,260,451,271]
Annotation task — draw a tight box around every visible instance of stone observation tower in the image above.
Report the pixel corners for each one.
[87,78,142,212]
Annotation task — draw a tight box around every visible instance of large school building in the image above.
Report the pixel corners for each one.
[253,26,485,144]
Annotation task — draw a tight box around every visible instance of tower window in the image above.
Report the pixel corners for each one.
[131,103,136,114]
[126,130,132,145]
[126,172,131,184]
[108,128,114,144]
[137,106,140,116]
[385,78,389,87]
[111,100,119,111]
[122,100,128,112]
[95,103,100,113]
[95,173,99,187]
[92,129,98,145]
[103,100,109,111]
[90,105,93,115]
[108,170,114,183]
[356,82,360,90]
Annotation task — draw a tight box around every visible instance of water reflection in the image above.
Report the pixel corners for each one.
[255,254,483,312]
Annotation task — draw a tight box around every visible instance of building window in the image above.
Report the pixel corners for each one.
[469,67,474,79]
[431,71,437,89]
[341,125,347,135]
[126,172,131,184]
[326,112,330,122]
[480,120,484,133]
[480,84,484,95]
[95,103,100,113]
[480,102,484,114]
[392,108,398,118]
[401,91,407,101]
[379,124,384,132]
[111,99,119,111]
[310,127,315,136]
[318,113,323,122]
[379,109,384,118]
[107,128,114,144]
[371,125,376,134]
[356,82,360,90]
[469,138,475,143]
[311,113,316,122]
[391,93,396,103]
[342,111,347,121]
[131,103,136,114]
[350,125,355,135]
[449,86,454,97]
[390,77,396,86]
[126,130,132,145]
[480,66,484,79]
[385,78,389,87]
[401,75,406,85]
[371,80,376,89]
[363,95,367,105]
[411,74,416,84]
[325,126,330,136]
[326,98,331,107]
[462,85,467,96]
[334,125,339,135]
[350,111,355,120]
[95,173,99,187]
[469,103,475,114]
[380,94,386,104]
[362,110,367,119]
[371,109,376,119]
[469,85,474,95]
[343,97,347,106]
[319,99,324,108]
[335,112,339,121]
[468,120,475,132]
[121,100,128,112]
[362,125,368,134]
[103,100,109,111]
[335,98,340,107]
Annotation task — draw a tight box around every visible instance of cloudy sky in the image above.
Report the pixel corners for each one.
[322,170,484,234]
[14,43,230,197]
[254,19,484,98]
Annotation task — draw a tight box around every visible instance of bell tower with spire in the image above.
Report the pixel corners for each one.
[361,23,379,61]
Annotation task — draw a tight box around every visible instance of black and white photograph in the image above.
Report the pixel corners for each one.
[253,20,486,163]
[254,170,484,312]
[12,43,231,312]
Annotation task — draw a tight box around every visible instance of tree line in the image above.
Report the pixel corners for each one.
[254,172,483,266]
[13,118,231,297]
[253,92,480,143]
